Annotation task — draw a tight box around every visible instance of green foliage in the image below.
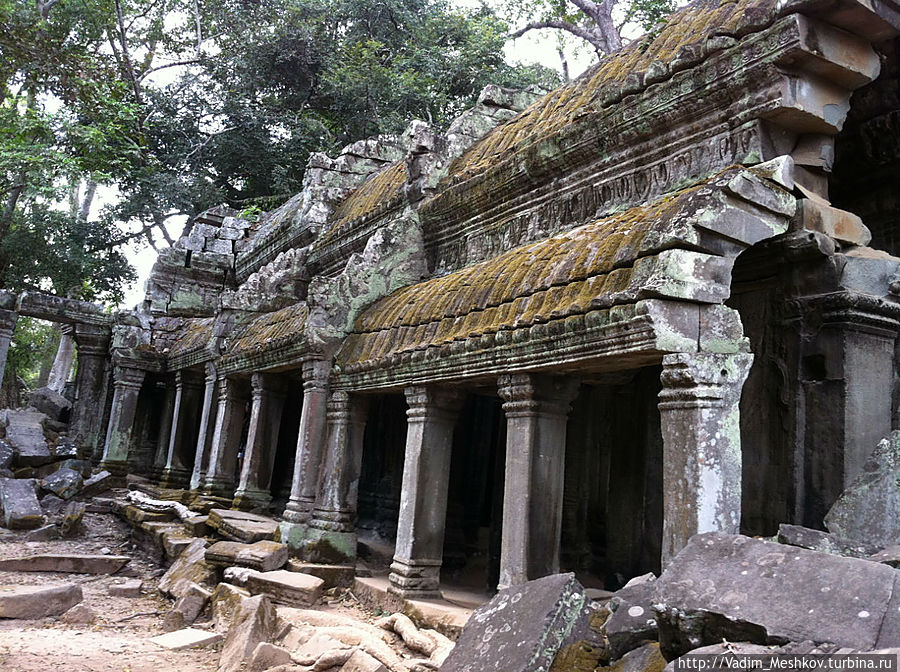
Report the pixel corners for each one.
[7,317,57,388]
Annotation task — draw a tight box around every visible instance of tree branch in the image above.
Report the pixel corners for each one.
[138,58,204,81]
[508,20,605,52]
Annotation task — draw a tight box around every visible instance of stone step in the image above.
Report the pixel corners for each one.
[0,583,83,619]
[208,508,278,543]
[149,627,223,650]
[205,539,287,572]
[246,569,324,606]
[0,553,131,574]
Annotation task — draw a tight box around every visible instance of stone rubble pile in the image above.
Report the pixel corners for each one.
[0,398,113,534]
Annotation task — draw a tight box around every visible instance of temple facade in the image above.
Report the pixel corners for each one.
[3,0,900,597]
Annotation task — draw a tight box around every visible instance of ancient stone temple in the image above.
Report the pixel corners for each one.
[4,0,900,600]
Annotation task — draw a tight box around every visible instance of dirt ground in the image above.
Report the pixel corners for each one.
[0,511,220,672]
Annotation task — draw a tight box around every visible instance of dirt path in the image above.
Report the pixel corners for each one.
[0,512,220,672]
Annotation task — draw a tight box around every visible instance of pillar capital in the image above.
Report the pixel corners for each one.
[112,365,145,391]
[659,352,753,408]
[301,359,331,391]
[404,386,463,421]
[73,323,111,356]
[498,373,579,417]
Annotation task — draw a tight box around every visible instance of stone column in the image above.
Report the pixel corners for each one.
[0,308,17,388]
[233,372,287,510]
[71,324,111,460]
[304,391,369,564]
[99,366,146,476]
[389,386,463,599]
[160,370,202,488]
[151,380,177,481]
[282,360,330,529]
[658,352,753,567]
[189,362,218,491]
[203,376,246,497]
[497,373,578,590]
[47,324,75,393]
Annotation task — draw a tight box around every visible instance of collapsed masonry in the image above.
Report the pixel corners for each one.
[3,0,900,600]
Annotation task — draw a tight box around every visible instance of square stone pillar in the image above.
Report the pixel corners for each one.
[233,372,287,510]
[303,390,369,564]
[160,370,203,488]
[151,379,177,481]
[658,352,753,567]
[189,362,218,491]
[202,376,247,497]
[497,373,579,590]
[0,308,17,388]
[389,386,463,599]
[71,324,111,460]
[282,360,330,531]
[99,366,146,476]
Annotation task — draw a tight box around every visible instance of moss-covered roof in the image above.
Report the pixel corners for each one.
[442,0,779,185]
[313,161,408,253]
[221,303,309,361]
[170,317,215,357]
[337,174,723,368]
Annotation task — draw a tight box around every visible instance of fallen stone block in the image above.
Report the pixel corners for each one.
[5,410,52,466]
[163,529,195,561]
[286,560,355,588]
[0,553,130,574]
[343,649,388,672]
[158,537,214,599]
[182,515,209,537]
[441,573,605,672]
[149,627,223,651]
[248,642,292,671]
[776,523,879,558]
[40,493,66,514]
[60,603,96,624]
[50,436,77,460]
[206,540,288,572]
[218,595,278,672]
[23,524,60,541]
[223,565,259,587]
[56,501,86,537]
[0,440,12,470]
[108,579,142,597]
[80,470,114,497]
[56,458,92,478]
[0,477,43,529]
[208,508,278,543]
[825,430,900,548]
[28,387,72,422]
[0,583,83,618]
[605,580,658,660]
[610,642,666,672]
[173,582,212,625]
[246,569,324,606]
[211,582,251,632]
[654,532,900,657]
[40,467,83,499]
[870,545,900,568]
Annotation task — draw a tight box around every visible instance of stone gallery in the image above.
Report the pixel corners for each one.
[2,0,899,601]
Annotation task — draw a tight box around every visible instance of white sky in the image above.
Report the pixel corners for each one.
[116,10,598,309]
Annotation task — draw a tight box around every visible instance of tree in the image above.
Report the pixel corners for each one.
[503,0,677,59]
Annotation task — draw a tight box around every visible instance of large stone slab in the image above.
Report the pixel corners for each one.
[40,467,83,499]
[825,431,900,548]
[80,470,114,497]
[0,583,82,618]
[246,569,323,606]
[440,573,604,672]
[28,386,72,422]
[159,537,215,599]
[208,508,278,543]
[777,523,879,558]
[0,553,130,574]
[149,627,223,650]
[5,410,52,466]
[654,533,900,657]
[218,595,278,672]
[605,580,659,659]
[0,477,43,529]
[206,540,287,572]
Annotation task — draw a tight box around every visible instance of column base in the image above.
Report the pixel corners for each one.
[295,526,357,564]
[99,459,128,478]
[388,558,442,599]
[201,477,235,498]
[232,488,272,511]
[282,497,314,524]
[278,521,309,553]
[159,466,191,489]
